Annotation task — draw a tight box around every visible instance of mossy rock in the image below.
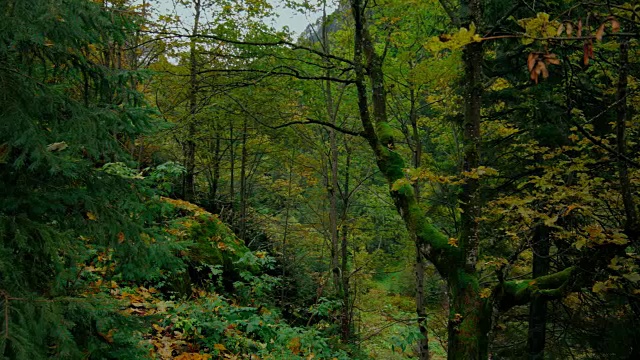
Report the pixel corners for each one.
[161,197,257,294]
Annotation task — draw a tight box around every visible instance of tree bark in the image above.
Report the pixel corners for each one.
[527,225,551,360]
[321,2,341,295]
[349,1,494,358]
[616,39,637,239]
[229,118,235,222]
[446,0,487,358]
[416,250,430,360]
[410,82,429,360]
[183,0,201,202]
[281,149,294,304]
[340,145,351,341]
[210,123,221,211]
[239,116,248,242]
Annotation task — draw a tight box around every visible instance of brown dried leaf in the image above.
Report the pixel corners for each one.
[527,53,537,72]
[583,42,590,66]
[596,23,606,41]
[566,22,573,37]
[530,67,539,83]
[98,329,115,344]
[577,19,583,37]
[556,23,565,36]
[536,61,549,79]
[611,19,620,33]
[544,53,561,65]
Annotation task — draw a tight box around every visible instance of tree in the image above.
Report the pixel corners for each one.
[0,0,166,357]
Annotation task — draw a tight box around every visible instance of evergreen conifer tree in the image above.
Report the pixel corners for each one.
[0,1,170,358]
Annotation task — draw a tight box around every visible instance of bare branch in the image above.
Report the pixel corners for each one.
[273,118,366,138]
[142,30,355,66]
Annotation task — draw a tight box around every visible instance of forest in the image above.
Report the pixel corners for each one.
[1,0,639,359]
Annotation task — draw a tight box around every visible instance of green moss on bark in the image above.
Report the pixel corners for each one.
[379,148,404,181]
[376,122,394,145]
[500,266,574,310]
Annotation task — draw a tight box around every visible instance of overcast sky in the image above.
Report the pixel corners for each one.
[151,0,336,36]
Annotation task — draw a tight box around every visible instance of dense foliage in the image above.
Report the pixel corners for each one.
[1,0,640,359]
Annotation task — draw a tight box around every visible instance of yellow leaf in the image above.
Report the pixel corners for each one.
[214,343,227,351]
[592,281,608,293]
[98,329,115,343]
[448,237,458,247]
[623,273,640,283]
[46,141,68,152]
[543,215,558,226]
[86,212,97,221]
[479,288,492,298]
[288,337,302,355]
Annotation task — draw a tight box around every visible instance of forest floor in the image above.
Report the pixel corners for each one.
[358,271,447,359]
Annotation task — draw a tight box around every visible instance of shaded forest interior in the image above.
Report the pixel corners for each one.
[1,0,640,359]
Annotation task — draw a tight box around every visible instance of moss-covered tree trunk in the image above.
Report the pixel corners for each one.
[447,271,492,360]
[350,0,492,358]
[446,0,488,358]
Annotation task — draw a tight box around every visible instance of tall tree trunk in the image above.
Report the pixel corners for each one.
[446,0,487,357]
[527,225,550,359]
[416,250,430,359]
[411,84,430,360]
[447,274,491,360]
[349,0,490,358]
[183,0,201,202]
[410,86,422,201]
[281,149,294,304]
[615,37,640,360]
[229,118,235,223]
[616,39,637,239]
[322,2,341,295]
[210,123,221,212]
[239,117,248,242]
[340,145,351,341]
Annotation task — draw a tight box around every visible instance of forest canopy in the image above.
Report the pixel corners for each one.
[1,0,639,359]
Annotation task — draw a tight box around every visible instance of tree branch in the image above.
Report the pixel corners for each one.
[196,66,355,84]
[273,119,366,138]
[142,30,355,66]
[497,266,575,311]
